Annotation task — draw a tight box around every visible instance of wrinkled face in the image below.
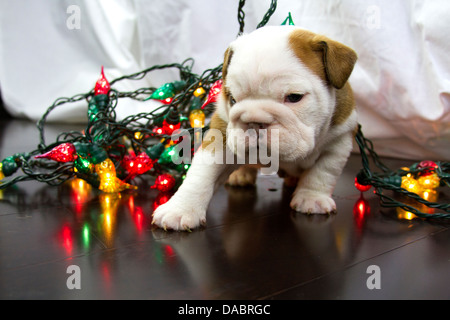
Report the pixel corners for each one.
[217,26,356,163]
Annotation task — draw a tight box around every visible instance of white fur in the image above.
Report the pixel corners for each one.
[152,26,357,230]
[152,137,239,231]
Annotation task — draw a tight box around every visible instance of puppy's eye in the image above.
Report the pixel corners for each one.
[285,94,304,103]
[229,95,237,106]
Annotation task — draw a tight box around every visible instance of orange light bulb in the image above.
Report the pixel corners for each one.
[95,158,137,193]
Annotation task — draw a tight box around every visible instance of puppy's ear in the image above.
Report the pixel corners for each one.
[222,47,234,81]
[289,30,357,89]
[311,35,357,89]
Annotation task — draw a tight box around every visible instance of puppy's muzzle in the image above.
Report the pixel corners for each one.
[229,99,276,133]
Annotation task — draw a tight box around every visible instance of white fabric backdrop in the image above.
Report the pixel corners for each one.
[0,0,449,160]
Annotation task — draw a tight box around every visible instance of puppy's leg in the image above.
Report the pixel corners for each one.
[152,147,237,231]
[290,132,353,214]
[226,165,258,187]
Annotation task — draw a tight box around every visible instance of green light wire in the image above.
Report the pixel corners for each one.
[355,125,450,219]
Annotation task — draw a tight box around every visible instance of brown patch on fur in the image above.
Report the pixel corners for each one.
[221,47,234,104]
[288,29,357,125]
[201,47,234,150]
[202,112,228,149]
[288,29,357,89]
[332,82,355,126]
[222,47,234,86]
[313,39,357,90]
[288,30,327,84]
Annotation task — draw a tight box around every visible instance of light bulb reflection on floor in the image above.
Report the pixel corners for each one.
[353,193,370,230]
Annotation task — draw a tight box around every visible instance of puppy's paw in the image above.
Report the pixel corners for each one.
[152,198,206,231]
[226,166,257,187]
[290,190,336,215]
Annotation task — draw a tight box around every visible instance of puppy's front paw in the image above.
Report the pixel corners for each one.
[290,190,336,214]
[226,166,257,187]
[152,198,206,231]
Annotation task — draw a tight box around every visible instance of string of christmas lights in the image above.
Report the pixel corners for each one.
[0,59,220,192]
[0,0,277,194]
[0,0,448,221]
[354,125,450,219]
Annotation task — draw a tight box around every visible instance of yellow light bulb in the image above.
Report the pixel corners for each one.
[189,109,205,128]
[401,176,422,195]
[94,158,137,193]
[134,131,143,140]
[418,173,440,190]
[421,189,438,202]
[193,87,206,97]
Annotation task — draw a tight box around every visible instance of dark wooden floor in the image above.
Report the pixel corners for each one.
[0,119,449,300]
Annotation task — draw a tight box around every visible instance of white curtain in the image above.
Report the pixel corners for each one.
[1,0,449,160]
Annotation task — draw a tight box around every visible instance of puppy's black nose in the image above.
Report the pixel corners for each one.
[246,122,268,131]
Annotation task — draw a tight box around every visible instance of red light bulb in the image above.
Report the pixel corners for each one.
[162,119,181,135]
[354,177,371,192]
[202,79,222,108]
[161,108,181,135]
[160,97,173,105]
[123,152,154,177]
[417,160,438,177]
[152,127,164,135]
[35,143,77,162]
[94,66,110,96]
[151,173,176,192]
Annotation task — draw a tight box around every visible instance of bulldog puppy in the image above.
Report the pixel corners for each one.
[152,26,358,231]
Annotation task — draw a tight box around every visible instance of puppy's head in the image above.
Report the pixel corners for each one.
[217,26,357,162]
